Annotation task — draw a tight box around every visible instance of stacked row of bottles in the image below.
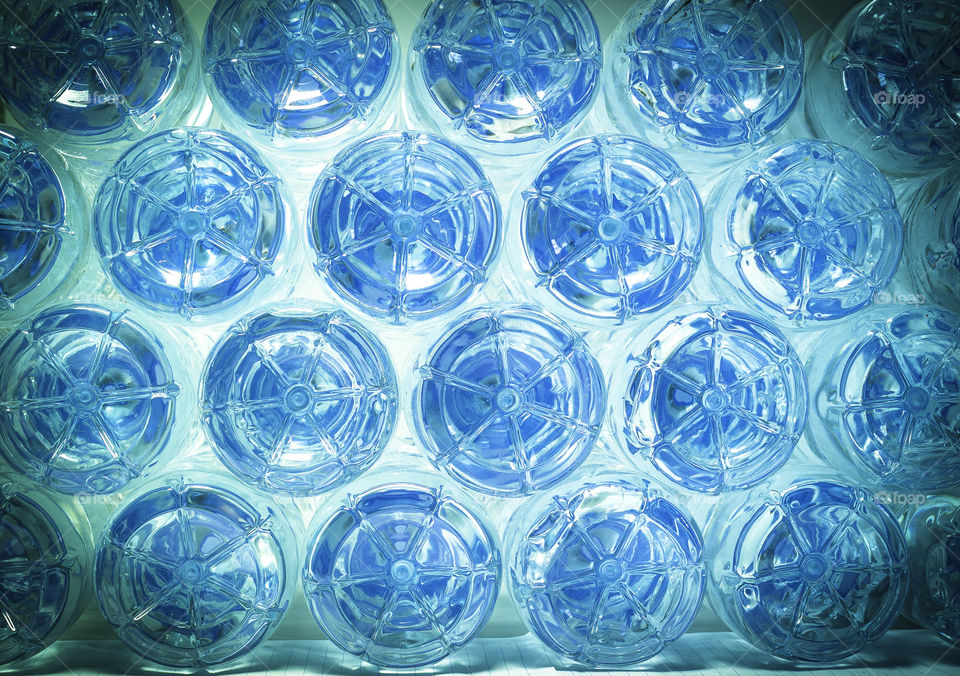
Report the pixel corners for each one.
[0,0,957,671]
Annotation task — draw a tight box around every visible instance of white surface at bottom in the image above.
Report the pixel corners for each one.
[3,631,958,676]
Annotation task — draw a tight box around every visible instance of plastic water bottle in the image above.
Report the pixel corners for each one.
[505,471,704,666]
[902,494,960,644]
[93,127,294,323]
[407,0,601,161]
[203,0,400,156]
[901,169,960,314]
[604,0,803,165]
[302,466,501,668]
[612,304,807,494]
[0,303,188,495]
[410,304,605,497]
[0,0,208,166]
[200,304,398,496]
[806,304,960,491]
[509,135,704,326]
[0,475,92,665]
[706,138,903,327]
[802,0,960,177]
[705,475,908,662]
[0,125,86,327]
[307,131,502,323]
[95,472,297,668]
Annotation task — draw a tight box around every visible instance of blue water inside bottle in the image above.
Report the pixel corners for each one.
[303,481,501,668]
[608,0,803,149]
[0,481,90,665]
[0,125,82,322]
[95,477,296,668]
[0,0,199,148]
[619,306,807,493]
[710,138,902,325]
[903,495,960,644]
[707,479,909,662]
[308,131,501,322]
[93,128,288,320]
[204,0,397,142]
[410,0,601,150]
[520,135,703,323]
[411,305,605,497]
[0,304,181,495]
[811,305,960,491]
[201,307,398,496]
[507,477,704,666]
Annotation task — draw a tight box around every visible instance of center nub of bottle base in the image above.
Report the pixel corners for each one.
[76,36,105,63]
[178,559,207,586]
[179,210,208,239]
[283,384,314,416]
[286,38,312,64]
[598,216,624,243]
[597,557,624,583]
[796,220,824,246]
[800,552,829,581]
[904,385,930,414]
[698,49,725,77]
[496,386,523,414]
[389,213,420,240]
[494,44,521,71]
[700,386,729,413]
[69,383,101,414]
[389,558,417,585]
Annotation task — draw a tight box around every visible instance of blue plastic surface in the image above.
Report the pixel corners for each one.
[607,0,803,149]
[409,0,601,150]
[706,479,909,662]
[0,0,200,149]
[0,479,91,665]
[806,0,960,170]
[303,480,501,668]
[709,139,903,325]
[0,304,181,495]
[520,135,703,323]
[95,477,296,668]
[308,131,501,322]
[618,306,807,493]
[411,305,605,497]
[0,125,84,322]
[809,305,960,491]
[93,128,288,320]
[204,0,398,142]
[507,476,704,666]
[201,306,399,496]
[904,170,960,314]
[903,495,960,644]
